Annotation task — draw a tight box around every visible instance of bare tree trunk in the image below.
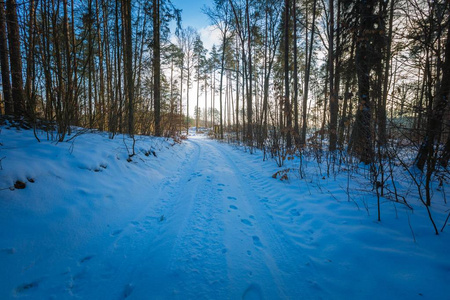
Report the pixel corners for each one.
[284,0,292,148]
[293,0,299,142]
[235,44,240,141]
[380,0,395,146]
[321,73,328,141]
[204,73,208,128]
[246,0,253,145]
[338,33,355,147]
[153,0,161,136]
[301,0,317,145]
[96,0,105,131]
[187,56,191,134]
[25,0,36,117]
[88,0,94,128]
[61,0,72,138]
[6,0,24,117]
[180,56,183,134]
[333,0,341,148]
[349,0,375,163]
[71,0,78,127]
[123,0,134,137]
[0,0,12,115]
[196,64,200,132]
[328,0,338,151]
[219,37,226,139]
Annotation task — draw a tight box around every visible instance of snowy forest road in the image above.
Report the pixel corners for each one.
[148,136,312,299]
[75,135,324,299]
[105,136,314,299]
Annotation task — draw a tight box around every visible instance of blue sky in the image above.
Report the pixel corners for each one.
[169,0,220,52]
[171,0,212,30]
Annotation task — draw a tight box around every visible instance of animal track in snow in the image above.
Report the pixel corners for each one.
[229,205,238,210]
[227,196,237,200]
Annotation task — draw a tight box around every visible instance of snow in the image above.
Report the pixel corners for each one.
[0,126,449,299]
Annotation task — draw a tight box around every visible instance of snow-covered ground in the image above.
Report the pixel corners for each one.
[0,126,449,299]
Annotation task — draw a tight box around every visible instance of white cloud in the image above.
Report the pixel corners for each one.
[199,25,222,53]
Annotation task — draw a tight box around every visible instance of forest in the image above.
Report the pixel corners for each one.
[1,0,450,231]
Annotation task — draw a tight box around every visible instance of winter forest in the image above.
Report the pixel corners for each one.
[1,0,450,298]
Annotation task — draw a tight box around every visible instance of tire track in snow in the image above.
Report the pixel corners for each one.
[161,139,230,299]
[109,139,213,298]
[60,141,207,299]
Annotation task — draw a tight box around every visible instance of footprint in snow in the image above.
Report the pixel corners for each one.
[0,248,15,254]
[111,229,122,237]
[130,221,140,226]
[227,196,237,200]
[15,280,40,294]
[218,183,225,186]
[229,205,238,210]
[241,219,252,226]
[79,255,95,264]
[252,236,263,247]
[290,209,301,216]
[122,283,134,298]
[242,283,263,300]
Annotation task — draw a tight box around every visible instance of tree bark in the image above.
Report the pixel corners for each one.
[328,0,338,151]
[349,0,376,163]
[301,0,317,145]
[124,0,134,137]
[0,0,12,115]
[6,0,24,117]
[284,0,292,148]
[293,0,299,142]
[153,0,161,136]
[25,0,36,117]
[380,0,395,146]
